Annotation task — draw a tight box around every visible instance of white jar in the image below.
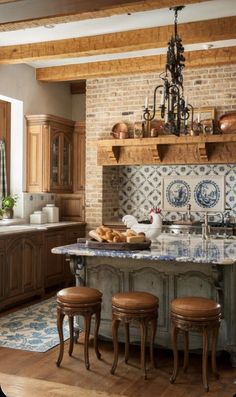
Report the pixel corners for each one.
[42,204,59,223]
[30,211,48,224]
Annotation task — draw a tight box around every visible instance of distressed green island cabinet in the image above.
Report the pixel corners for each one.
[0,223,85,311]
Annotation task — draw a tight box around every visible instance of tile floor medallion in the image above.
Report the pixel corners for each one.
[118,164,236,223]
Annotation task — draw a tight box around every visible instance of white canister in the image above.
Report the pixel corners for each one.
[30,211,48,224]
[42,204,59,223]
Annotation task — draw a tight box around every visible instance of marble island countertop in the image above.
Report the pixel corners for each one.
[52,233,236,265]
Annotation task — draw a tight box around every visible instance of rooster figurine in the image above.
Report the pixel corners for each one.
[122,208,162,241]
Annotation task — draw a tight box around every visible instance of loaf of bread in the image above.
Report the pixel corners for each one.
[89,230,105,242]
[126,235,146,243]
[89,226,146,244]
[126,229,137,237]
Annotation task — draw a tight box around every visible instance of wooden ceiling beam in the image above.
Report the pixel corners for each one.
[0,0,208,31]
[36,46,236,82]
[0,16,235,64]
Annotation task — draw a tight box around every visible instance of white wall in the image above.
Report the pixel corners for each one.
[72,93,86,121]
[0,63,72,218]
[0,64,72,117]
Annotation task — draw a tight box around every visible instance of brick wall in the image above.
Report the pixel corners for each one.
[85,65,236,229]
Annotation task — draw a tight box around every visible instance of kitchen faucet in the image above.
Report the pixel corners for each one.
[202,212,210,240]
[183,204,193,223]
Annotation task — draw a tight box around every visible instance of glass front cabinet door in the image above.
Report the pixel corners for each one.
[51,130,73,192]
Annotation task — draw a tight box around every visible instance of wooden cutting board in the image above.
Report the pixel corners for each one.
[77,238,151,251]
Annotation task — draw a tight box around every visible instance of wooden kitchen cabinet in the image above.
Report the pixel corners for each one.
[4,232,43,309]
[25,114,75,193]
[44,224,85,289]
[56,121,85,221]
[73,121,85,192]
[44,229,66,289]
[0,223,85,311]
[0,240,5,304]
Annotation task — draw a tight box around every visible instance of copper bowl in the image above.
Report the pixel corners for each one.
[218,112,236,134]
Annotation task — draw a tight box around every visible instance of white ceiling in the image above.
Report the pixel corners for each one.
[0,0,235,69]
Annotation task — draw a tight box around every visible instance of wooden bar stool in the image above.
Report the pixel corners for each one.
[170,296,221,392]
[110,291,159,379]
[56,286,102,370]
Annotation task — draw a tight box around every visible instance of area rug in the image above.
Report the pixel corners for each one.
[0,297,69,353]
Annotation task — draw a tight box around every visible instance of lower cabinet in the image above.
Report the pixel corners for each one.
[44,230,66,289]
[0,223,85,311]
[4,233,43,309]
[0,240,6,304]
[44,225,85,289]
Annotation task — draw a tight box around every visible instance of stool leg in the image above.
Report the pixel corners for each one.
[94,307,101,360]
[170,324,179,384]
[111,318,120,375]
[150,315,157,369]
[84,312,92,370]
[125,322,130,364]
[140,319,147,380]
[211,326,219,379]
[202,328,209,392]
[183,330,189,373]
[56,308,65,367]
[68,315,74,356]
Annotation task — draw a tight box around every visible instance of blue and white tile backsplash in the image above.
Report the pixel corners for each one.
[118,164,236,223]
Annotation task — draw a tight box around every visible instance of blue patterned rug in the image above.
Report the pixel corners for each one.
[0,297,69,353]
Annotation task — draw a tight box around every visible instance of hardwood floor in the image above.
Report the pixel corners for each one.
[0,334,236,397]
[0,295,235,397]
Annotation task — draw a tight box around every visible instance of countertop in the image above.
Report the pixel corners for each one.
[52,233,236,265]
[0,221,85,234]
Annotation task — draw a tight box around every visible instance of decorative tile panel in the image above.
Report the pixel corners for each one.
[118,164,236,223]
[162,176,224,212]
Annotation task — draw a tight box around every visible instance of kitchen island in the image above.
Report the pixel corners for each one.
[52,234,236,366]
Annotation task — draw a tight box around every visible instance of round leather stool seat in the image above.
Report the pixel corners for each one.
[171,297,221,319]
[112,291,159,310]
[111,291,159,379]
[57,286,102,305]
[170,296,221,392]
[56,286,102,371]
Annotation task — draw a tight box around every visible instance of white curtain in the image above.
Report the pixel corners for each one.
[0,140,7,198]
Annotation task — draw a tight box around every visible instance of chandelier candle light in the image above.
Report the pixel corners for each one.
[143,5,193,136]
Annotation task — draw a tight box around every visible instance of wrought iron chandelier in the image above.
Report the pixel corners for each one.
[143,6,193,136]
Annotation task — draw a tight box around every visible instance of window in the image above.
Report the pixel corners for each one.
[0,100,11,195]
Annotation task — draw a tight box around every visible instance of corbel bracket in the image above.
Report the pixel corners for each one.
[197,142,208,161]
[150,144,161,162]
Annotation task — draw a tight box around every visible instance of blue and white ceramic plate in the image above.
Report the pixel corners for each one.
[194,180,220,208]
[166,180,191,208]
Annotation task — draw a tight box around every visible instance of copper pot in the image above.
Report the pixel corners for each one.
[218,112,236,134]
[111,122,129,139]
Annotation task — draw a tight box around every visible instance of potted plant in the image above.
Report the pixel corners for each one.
[2,194,18,219]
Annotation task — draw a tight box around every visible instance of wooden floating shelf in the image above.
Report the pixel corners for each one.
[97,134,236,165]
